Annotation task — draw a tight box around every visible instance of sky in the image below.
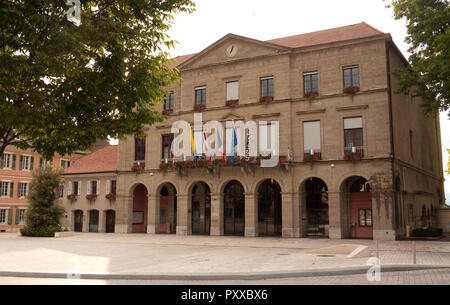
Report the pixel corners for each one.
[133,0,450,199]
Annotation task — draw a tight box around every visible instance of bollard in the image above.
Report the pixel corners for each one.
[412,241,416,265]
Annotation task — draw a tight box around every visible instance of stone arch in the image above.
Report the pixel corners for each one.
[299,177,329,237]
[157,182,178,234]
[218,178,249,195]
[251,176,286,194]
[223,180,246,236]
[190,181,211,235]
[257,178,282,236]
[131,183,148,233]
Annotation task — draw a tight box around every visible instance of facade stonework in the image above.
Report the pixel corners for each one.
[63,23,445,240]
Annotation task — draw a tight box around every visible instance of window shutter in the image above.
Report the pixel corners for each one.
[97,180,101,195]
[19,156,23,170]
[30,157,34,170]
[78,181,81,195]
[0,154,3,168]
[87,181,91,195]
[17,183,21,198]
[9,182,14,198]
[7,209,12,225]
[68,181,73,195]
[303,121,321,151]
[106,180,111,195]
[12,154,16,170]
[15,209,20,225]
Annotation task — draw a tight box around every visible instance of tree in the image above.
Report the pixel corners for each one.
[386,0,449,114]
[21,166,65,237]
[0,1,195,159]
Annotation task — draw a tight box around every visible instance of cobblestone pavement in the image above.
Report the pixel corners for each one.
[0,233,449,276]
[2,269,450,285]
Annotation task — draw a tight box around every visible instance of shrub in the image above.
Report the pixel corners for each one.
[20,167,65,237]
[411,227,442,237]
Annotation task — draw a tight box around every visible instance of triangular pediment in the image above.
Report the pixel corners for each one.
[219,112,246,122]
[179,34,290,70]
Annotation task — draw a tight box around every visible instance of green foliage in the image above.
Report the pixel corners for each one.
[386,0,450,114]
[411,227,443,237]
[20,166,65,237]
[0,0,195,159]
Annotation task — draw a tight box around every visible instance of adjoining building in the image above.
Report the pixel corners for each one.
[0,147,84,232]
[63,23,445,240]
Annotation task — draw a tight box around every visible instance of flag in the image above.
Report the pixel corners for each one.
[203,131,211,163]
[230,126,238,164]
[217,128,225,161]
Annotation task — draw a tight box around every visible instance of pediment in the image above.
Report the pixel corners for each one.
[179,34,290,70]
[218,112,247,122]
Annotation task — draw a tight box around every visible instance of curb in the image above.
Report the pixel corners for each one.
[1,265,450,281]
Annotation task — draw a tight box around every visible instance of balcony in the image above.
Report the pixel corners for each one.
[344,146,364,161]
[303,150,322,162]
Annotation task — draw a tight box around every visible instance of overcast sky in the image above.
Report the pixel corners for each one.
[162,0,450,197]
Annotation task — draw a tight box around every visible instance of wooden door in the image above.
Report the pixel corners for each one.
[74,211,83,232]
[350,192,373,239]
[106,210,115,233]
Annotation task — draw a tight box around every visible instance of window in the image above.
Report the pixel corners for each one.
[133,211,144,224]
[60,159,71,169]
[359,208,373,227]
[17,209,26,224]
[18,183,29,198]
[195,86,207,105]
[303,72,318,94]
[20,155,34,171]
[344,117,364,157]
[343,66,360,88]
[165,92,174,110]
[106,180,116,195]
[161,134,174,160]
[73,181,79,195]
[226,81,239,101]
[40,158,51,168]
[303,121,321,160]
[258,123,274,155]
[0,181,12,198]
[0,209,7,224]
[89,180,98,195]
[135,137,146,161]
[58,186,64,198]
[1,153,15,169]
[260,76,274,97]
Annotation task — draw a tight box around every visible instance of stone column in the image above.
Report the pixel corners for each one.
[299,191,308,237]
[115,195,133,233]
[244,193,258,237]
[176,194,191,235]
[147,195,160,234]
[98,210,105,233]
[281,192,299,238]
[82,211,88,233]
[328,191,342,239]
[372,188,396,240]
[210,193,223,236]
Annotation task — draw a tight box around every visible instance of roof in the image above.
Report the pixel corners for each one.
[64,145,118,175]
[171,22,385,68]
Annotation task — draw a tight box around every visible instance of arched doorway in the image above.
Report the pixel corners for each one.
[89,210,99,232]
[160,184,177,234]
[224,180,245,236]
[74,210,83,232]
[191,182,211,235]
[304,178,329,237]
[105,210,115,233]
[343,176,373,239]
[258,179,282,236]
[132,184,148,233]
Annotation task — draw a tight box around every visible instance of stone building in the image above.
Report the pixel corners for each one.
[63,23,445,240]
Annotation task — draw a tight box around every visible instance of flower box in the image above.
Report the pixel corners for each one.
[226,99,239,107]
[106,193,116,201]
[132,162,145,172]
[345,152,362,161]
[67,194,78,201]
[304,90,319,101]
[162,109,174,115]
[86,194,97,201]
[343,86,360,96]
[194,104,206,111]
[303,153,321,163]
[259,96,274,104]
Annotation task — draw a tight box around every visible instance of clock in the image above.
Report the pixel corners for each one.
[226,44,238,57]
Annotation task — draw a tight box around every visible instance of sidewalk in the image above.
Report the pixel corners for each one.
[1,233,449,280]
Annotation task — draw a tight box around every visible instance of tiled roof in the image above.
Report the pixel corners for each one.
[266,22,384,48]
[64,145,117,175]
[172,22,384,67]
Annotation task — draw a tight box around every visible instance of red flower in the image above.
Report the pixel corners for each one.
[162,109,173,115]
[226,99,239,107]
[259,96,274,103]
[194,104,206,111]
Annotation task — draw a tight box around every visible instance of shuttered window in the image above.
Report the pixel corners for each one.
[303,121,321,152]
[226,81,239,101]
[0,209,7,224]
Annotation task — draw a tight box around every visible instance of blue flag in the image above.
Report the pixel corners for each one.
[230,126,238,164]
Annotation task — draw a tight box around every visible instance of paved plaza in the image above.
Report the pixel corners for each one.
[0,233,450,284]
